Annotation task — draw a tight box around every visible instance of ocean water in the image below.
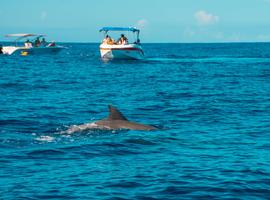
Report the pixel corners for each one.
[1,43,270,199]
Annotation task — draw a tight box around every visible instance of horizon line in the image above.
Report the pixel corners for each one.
[1,41,270,44]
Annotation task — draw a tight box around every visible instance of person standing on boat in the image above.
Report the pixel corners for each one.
[0,45,3,54]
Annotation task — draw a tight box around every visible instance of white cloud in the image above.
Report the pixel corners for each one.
[135,19,148,29]
[194,10,219,26]
[41,11,47,20]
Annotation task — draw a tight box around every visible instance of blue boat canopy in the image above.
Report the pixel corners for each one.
[99,27,140,33]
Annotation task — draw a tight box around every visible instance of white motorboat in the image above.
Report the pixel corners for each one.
[99,27,144,60]
[2,33,64,55]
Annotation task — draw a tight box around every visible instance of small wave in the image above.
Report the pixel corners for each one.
[0,119,35,126]
[105,181,146,188]
[27,149,64,156]
[35,135,55,142]
[0,82,29,88]
[124,138,157,146]
[33,195,74,199]
[161,186,192,195]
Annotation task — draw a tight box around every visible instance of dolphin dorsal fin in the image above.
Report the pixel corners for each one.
[107,105,128,121]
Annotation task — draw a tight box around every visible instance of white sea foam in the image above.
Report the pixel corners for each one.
[62,122,99,134]
[35,136,55,142]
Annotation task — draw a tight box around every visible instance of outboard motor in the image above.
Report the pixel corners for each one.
[0,45,3,54]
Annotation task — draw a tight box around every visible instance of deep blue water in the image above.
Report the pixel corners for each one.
[1,43,270,199]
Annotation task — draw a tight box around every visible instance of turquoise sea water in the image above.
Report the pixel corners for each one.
[1,43,270,199]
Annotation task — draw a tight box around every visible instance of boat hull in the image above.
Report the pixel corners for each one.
[2,46,63,55]
[100,44,144,60]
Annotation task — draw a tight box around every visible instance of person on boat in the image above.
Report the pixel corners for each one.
[0,45,3,54]
[117,34,128,45]
[24,39,33,48]
[41,38,47,46]
[103,35,114,45]
[34,37,41,47]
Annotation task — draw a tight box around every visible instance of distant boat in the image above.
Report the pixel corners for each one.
[99,27,144,60]
[2,33,64,55]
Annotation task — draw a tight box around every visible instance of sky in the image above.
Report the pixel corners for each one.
[1,0,270,43]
